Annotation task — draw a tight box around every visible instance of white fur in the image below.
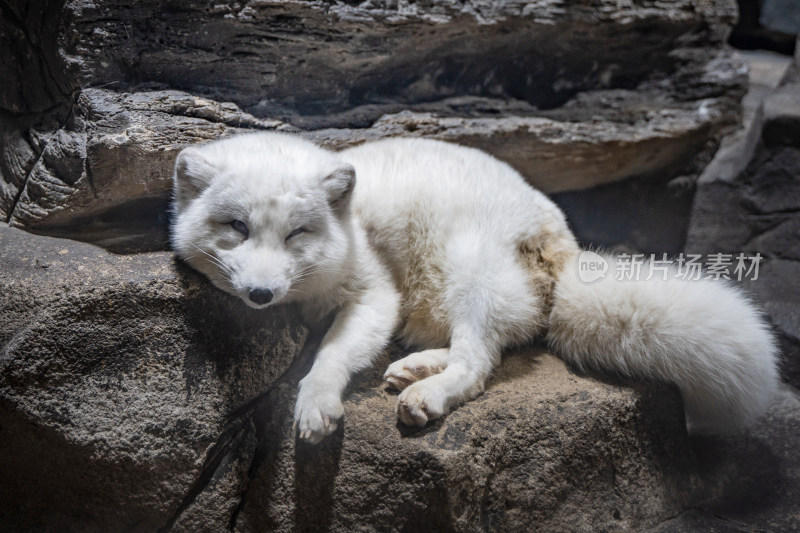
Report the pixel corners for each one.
[171,132,780,442]
[548,254,779,433]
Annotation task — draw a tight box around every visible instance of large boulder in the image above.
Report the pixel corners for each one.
[0,226,699,531]
[0,0,737,118]
[0,226,307,530]
[0,0,745,252]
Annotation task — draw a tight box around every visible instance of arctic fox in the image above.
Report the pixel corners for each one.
[171,132,779,444]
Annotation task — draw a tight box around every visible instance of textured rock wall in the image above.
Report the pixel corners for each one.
[687,37,800,386]
[1,0,744,253]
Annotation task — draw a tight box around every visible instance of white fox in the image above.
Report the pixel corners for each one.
[171,132,779,444]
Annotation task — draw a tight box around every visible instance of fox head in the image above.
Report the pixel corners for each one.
[170,133,356,309]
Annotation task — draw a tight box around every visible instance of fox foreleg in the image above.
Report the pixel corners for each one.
[294,276,400,443]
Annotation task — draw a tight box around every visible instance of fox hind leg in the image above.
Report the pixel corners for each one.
[396,332,500,426]
[395,236,544,427]
[384,348,450,391]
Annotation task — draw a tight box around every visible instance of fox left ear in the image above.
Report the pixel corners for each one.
[322,164,356,213]
[173,146,217,207]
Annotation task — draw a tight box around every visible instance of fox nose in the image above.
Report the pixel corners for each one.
[249,288,274,305]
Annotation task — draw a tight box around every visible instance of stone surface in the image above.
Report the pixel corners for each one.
[4,77,744,253]
[688,149,800,386]
[311,77,736,195]
[0,88,286,251]
[783,34,800,83]
[0,226,307,530]
[2,1,795,530]
[0,0,745,253]
[4,0,737,119]
[763,81,800,146]
[759,0,800,43]
[751,260,800,386]
[697,50,791,186]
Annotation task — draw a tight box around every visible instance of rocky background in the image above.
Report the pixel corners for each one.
[0,0,798,531]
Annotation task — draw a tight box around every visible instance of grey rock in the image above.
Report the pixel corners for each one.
[744,145,800,213]
[687,145,800,386]
[782,34,800,83]
[743,49,795,91]
[751,260,800,385]
[0,0,69,114]
[686,179,752,253]
[2,88,286,252]
[25,0,737,120]
[763,82,800,147]
[311,83,733,195]
[0,226,308,530]
[760,0,800,39]
[730,0,798,55]
[696,49,792,186]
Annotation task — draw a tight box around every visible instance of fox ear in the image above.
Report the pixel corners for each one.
[322,164,356,213]
[173,146,216,206]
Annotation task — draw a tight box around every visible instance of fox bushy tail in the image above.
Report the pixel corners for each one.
[546,252,779,433]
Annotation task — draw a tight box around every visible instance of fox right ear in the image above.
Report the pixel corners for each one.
[321,163,356,214]
[173,146,216,206]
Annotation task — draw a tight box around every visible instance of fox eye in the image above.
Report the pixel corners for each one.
[230,220,249,239]
[285,227,305,242]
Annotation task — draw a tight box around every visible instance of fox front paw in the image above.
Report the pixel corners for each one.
[294,377,344,444]
[396,381,446,427]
